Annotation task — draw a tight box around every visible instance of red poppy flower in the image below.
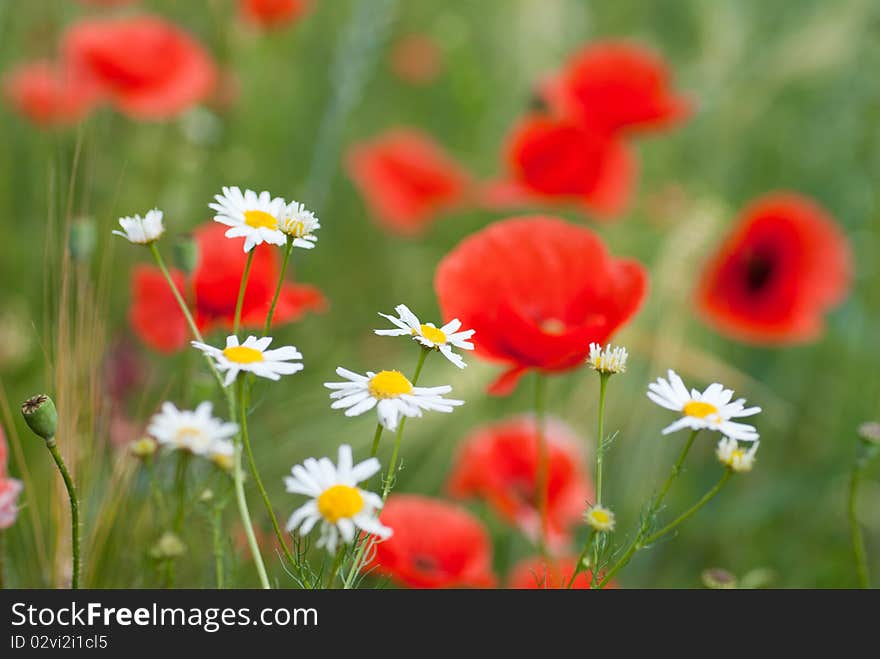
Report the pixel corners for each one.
[447,416,591,549]
[130,222,326,353]
[240,0,312,29]
[3,60,100,127]
[435,215,648,394]
[0,427,22,530]
[63,16,216,120]
[697,193,852,344]
[369,495,496,589]
[390,34,444,85]
[507,556,613,589]
[494,114,635,219]
[345,129,471,236]
[542,41,692,135]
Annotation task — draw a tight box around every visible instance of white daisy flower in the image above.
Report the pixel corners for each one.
[192,335,303,387]
[208,440,236,472]
[209,186,287,253]
[716,437,759,473]
[587,342,628,375]
[147,401,238,456]
[280,201,320,249]
[324,366,464,431]
[375,304,475,369]
[112,208,165,244]
[647,369,760,442]
[285,444,391,553]
[584,504,615,532]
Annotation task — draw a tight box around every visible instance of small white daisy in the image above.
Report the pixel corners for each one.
[147,401,238,456]
[716,437,759,473]
[280,201,320,249]
[584,504,616,532]
[112,209,165,244]
[375,304,475,369]
[285,444,391,553]
[209,186,287,253]
[192,335,303,387]
[587,342,628,375]
[324,366,464,431]
[647,369,760,442]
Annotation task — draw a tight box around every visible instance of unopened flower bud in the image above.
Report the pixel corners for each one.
[69,218,97,263]
[701,568,737,589]
[199,488,214,503]
[857,422,880,446]
[129,437,158,460]
[150,532,186,560]
[172,233,199,275]
[21,394,58,442]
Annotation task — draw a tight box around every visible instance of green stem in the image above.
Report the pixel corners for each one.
[849,461,870,589]
[233,250,255,337]
[263,237,293,336]
[47,440,79,589]
[148,243,229,399]
[411,347,428,384]
[642,470,731,546]
[173,452,190,533]
[237,377,296,565]
[369,424,384,458]
[590,373,610,588]
[534,373,549,556]
[326,546,345,589]
[567,529,595,589]
[230,380,270,589]
[598,430,699,588]
[212,505,225,589]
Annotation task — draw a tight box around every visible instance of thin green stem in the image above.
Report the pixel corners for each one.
[534,373,549,556]
[326,546,345,589]
[411,347,428,384]
[598,430,699,588]
[263,237,293,336]
[643,470,732,546]
[237,377,296,565]
[212,505,225,589]
[567,529,595,589]
[590,374,610,587]
[148,243,229,399]
[849,462,870,589]
[369,424,384,458]
[230,379,270,589]
[233,250,255,337]
[47,440,79,589]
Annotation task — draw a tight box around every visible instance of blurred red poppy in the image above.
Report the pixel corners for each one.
[63,15,216,120]
[240,0,312,29]
[542,41,692,135]
[447,416,591,549]
[390,34,444,85]
[435,216,648,394]
[497,114,635,219]
[0,427,22,530]
[697,193,852,344]
[130,223,326,353]
[3,60,100,126]
[370,495,496,589]
[345,129,471,236]
[507,556,612,589]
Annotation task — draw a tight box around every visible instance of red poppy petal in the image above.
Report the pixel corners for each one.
[581,138,637,218]
[487,366,528,396]
[129,265,189,353]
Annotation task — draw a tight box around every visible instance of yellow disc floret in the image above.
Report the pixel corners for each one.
[415,324,447,345]
[368,370,414,399]
[317,485,364,522]
[682,400,719,419]
[244,209,278,230]
[223,346,265,363]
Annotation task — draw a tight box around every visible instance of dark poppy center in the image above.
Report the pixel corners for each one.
[413,554,439,573]
[744,252,776,293]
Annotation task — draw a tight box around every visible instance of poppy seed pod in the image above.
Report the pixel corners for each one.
[21,394,58,442]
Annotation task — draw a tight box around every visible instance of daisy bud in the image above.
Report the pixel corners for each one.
[584,504,615,532]
[172,233,199,275]
[587,342,628,375]
[68,217,96,263]
[857,422,880,446]
[199,489,214,503]
[150,532,186,560]
[21,394,58,442]
[701,568,737,589]
[129,437,158,460]
[716,437,758,473]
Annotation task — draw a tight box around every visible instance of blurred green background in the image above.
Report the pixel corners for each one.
[1,0,879,588]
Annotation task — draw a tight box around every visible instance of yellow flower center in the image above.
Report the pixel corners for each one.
[317,485,364,523]
[414,324,447,344]
[730,449,745,462]
[682,400,719,419]
[222,346,264,364]
[540,318,566,335]
[174,426,204,444]
[284,219,307,237]
[368,370,413,399]
[244,209,278,230]
[591,509,610,525]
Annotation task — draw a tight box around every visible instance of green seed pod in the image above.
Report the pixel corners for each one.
[21,394,58,441]
[172,233,199,275]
